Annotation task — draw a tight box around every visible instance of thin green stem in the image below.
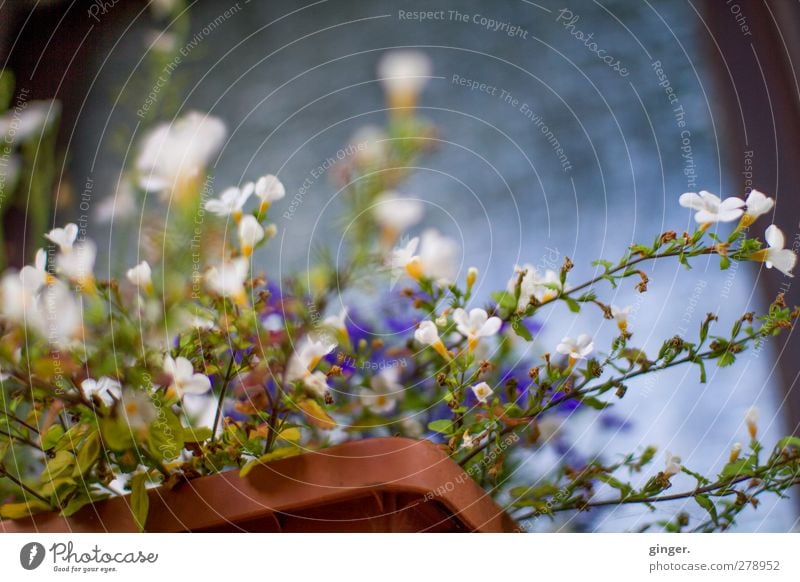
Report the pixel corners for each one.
[211,353,237,443]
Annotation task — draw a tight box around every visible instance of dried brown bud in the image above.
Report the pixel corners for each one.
[528,367,540,382]
[775,293,786,308]
[660,230,677,244]
[635,271,649,293]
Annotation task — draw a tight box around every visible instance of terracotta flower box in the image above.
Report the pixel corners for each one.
[0,437,519,533]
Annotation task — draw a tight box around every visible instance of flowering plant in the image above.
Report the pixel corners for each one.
[1,51,799,533]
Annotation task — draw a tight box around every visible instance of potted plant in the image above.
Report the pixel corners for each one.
[1,50,799,533]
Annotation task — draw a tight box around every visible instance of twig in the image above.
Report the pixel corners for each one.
[211,353,237,443]
[0,465,51,505]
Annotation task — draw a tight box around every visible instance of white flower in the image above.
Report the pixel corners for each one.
[303,371,330,399]
[556,334,594,362]
[350,125,388,167]
[360,368,402,414]
[323,307,349,337]
[390,229,458,285]
[126,261,153,293]
[506,265,561,311]
[466,267,478,290]
[254,174,285,213]
[0,272,36,325]
[729,442,742,463]
[470,381,493,404]
[34,281,83,347]
[164,355,211,399]
[45,223,78,253]
[95,180,137,223]
[664,451,681,477]
[81,377,122,406]
[461,430,477,450]
[285,336,336,383]
[56,240,97,290]
[372,191,423,243]
[741,189,774,226]
[144,29,177,54]
[452,308,501,352]
[205,257,249,305]
[745,407,759,439]
[751,225,796,277]
[400,416,424,438]
[119,389,157,433]
[610,305,632,333]
[377,50,432,110]
[237,215,264,257]
[679,190,744,224]
[204,184,253,221]
[0,100,60,146]
[136,111,226,201]
[414,320,450,360]
[20,249,52,294]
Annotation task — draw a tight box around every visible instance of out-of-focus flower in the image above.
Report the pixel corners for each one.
[740,189,774,227]
[470,381,493,404]
[204,185,253,222]
[20,249,53,294]
[0,100,61,147]
[144,29,177,54]
[745,407,759,439]
[285,336,336,383]
[466,267,478,292]
[95,179,137,223]
[729,442,742,463]
[533,270,562,303]
[149,0,180,19]
[750,225,796,277]
[127,261,153,294]
[664,451,681,477]
[0,272,36,325]
[390,229,458,285]
[372,191,424,246]
[378,50,432,111]
[400,416,424,438]
[81,376,122,406]
[136,111,226,203]
[452,308,501,352]
[45,223,78,253]
[414,320,449,360]
[34,281,83,347]
[205,257,249,305]
[461,430,476,450]
[556,334,594,364]
[610,305,632,333]
[350,125,388,167]
[303,371,330,399]
[360,368,402,414]
[237,215,264,257]
[56,240,97,292]
[254,174,285,214]
[118,389,157,434]
[679,190,744,225]
[163,355,212,399]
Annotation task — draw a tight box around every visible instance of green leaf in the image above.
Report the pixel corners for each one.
[60,492,104,518]
[510,316,533,341]
[695,494,718,525]
[717,351,735,367]
[74,431,101,476]
[100,417,133,451]
[41,425,64,451]
[562,296,581,313]
[182,426,213,443]
[239,446,302,477]
[579,396,611,410]
[44,450,75,480]
[595,473,633,498]
[720,458,752,479]
[130,473,149,532]
[775,436,800,451]
[427,419,453,435]
[148,407,184,461]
